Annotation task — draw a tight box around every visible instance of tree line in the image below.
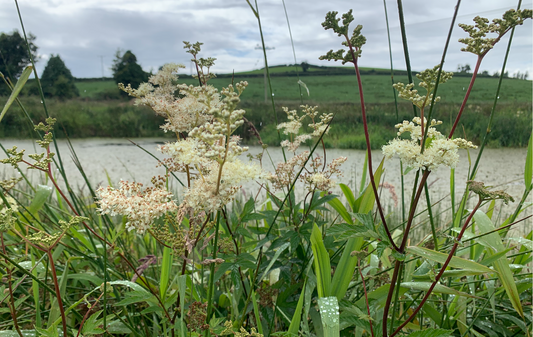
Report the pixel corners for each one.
[0,30,148,99]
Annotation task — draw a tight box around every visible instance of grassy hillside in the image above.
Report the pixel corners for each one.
[76,73,532,104]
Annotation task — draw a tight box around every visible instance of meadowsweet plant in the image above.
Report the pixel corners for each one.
[0,3,532,337]
[318,7,532,337]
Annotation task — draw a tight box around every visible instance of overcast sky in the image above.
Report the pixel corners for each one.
[1,0,531,79]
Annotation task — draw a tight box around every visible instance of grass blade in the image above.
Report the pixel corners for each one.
[525,133,532,190]
[473,210,524,317]
[287,281,306,336]
[407,246,492,274]
[0,65,32,123]
[160,246,172,299]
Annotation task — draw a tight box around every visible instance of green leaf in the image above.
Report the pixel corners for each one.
[310,224,331,298]
[407,246,493,273]
[116,291,155,306]
[339,183,356,211]
[160,246,172,299]
[328,222,379,241]
[406,328,453,337]
[0,66,32,124]
[473,210,524,317]
[400,282,478,298]
[288,281,306,336]
[259,242,290,280]
[317,297,339,337]
[28,185,53,216]
[525,133,532,190]
[82,310,105,335]
[327,197,353,224]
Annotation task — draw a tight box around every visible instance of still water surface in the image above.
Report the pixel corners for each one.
[1,138,530,231]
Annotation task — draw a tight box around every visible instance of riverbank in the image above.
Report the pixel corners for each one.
[1,98,531,149]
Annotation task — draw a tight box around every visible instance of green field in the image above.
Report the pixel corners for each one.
[1,69,531,148]
[76,73,532,104]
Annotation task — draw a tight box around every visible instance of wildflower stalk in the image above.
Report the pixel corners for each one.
[46,250,68,337]
[389,196,484,336]
[344,31,399,252]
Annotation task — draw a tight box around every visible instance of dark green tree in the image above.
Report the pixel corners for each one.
[40,54,79,99]
[301,61,310,72]
[0,30,38,95]
[111,50,148,96]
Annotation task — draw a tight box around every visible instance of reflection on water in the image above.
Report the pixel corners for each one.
[1,138,530,233]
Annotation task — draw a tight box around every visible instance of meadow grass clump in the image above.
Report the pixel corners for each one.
[0,3,532,337]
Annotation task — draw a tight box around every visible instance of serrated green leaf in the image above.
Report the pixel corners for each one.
[407,246,493,273]
[116,291,154,306]
[82,310,105,335]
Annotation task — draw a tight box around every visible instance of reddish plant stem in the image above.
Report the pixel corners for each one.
[382,259,402,336]
[76,291,105,337]
[358,258,375,337]
[47,250,68,337]
[345,36,399,252]
[382,169,429,335]
[448,55,482,138]
[399,170,430,251]
[390,197,483,336]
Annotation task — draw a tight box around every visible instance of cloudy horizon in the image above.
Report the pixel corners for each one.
[1,0,532,79]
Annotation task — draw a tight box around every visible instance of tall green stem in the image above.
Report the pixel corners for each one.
[205,211,221,337]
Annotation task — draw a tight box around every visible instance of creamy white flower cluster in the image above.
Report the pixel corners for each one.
[96,180,178,234]
[382,117,477,171]
[277,105,333,152]
[119,63,219,133]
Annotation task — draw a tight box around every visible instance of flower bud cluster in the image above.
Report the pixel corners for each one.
[319,10,366,64]
[382,117,477,171]
[459,9,532,56]
[393,66,453,109]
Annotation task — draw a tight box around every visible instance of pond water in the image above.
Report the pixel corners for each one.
[1,138,530,235]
